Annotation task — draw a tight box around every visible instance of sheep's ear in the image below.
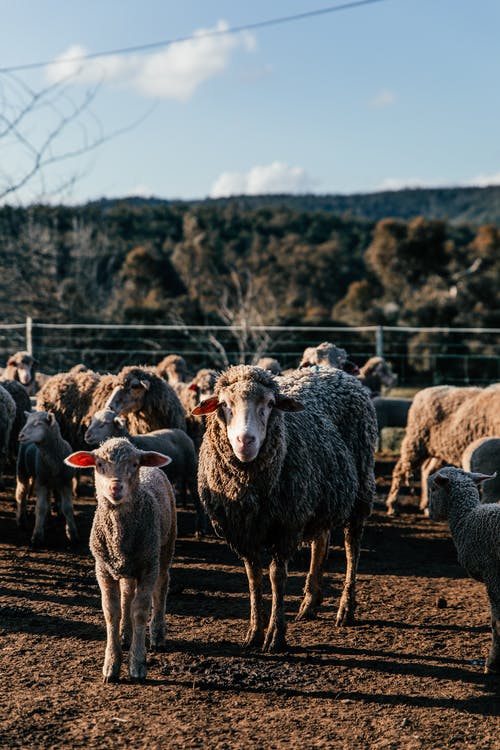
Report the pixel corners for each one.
[65,451,96,468]
[470,471,497,485]
[24,410,31,418]
[192,397,219,416]
[46,412,56,424]
[7,359,15,367]
[432,473,449,488]
[113,416,127,429]
[139,379,150,391]
[275,394,305,412]
[139,451,172,468]
[188,383,198,392]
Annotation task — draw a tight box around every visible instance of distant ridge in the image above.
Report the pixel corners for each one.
[93,185,500,226]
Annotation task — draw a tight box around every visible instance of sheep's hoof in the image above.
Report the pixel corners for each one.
[484,663,499,675]
[335,604,355,627]
[386,505,399,517]
[296,597,320,621]
[103,673,120,684]
[30,535,44,549]
[243,628,264,649]
[262,629,288,653]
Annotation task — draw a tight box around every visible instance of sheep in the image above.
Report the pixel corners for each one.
[105,366,187,434]
[65,437,177,683]
[0,351,38,396]
[0,384,16,483]
[256,357,282,375]
[84,407,205,535]
[16,410,78,547]
[193,365,377,652]
[299,342,348,369]
[36,369,117,450]
[462,437,500,504]
[155,354,190,385]
[427,467,500,674]
[190,368,218,398]
[357,356,397,397]
[1,379,32,465]
[386,384,487,515]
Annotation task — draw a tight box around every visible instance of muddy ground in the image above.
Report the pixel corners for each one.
[0,457,498,750]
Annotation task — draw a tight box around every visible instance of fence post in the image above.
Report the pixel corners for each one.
[26,316,33,356]
[375,325,384,358]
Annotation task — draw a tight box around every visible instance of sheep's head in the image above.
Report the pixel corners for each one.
[18,410,57,444]
[84,408,127,445]
[65,437,171,507]
[192,366,303,463]
[299,342,347,369]
[105,376,150,415]
[7,351,37,386]
[427,467,496,520]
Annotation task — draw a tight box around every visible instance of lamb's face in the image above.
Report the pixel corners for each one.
[8,353,35,386]
[85,409,117,445]
[427,473,449,521]
[18,411,54,444]
[218,382,277,463]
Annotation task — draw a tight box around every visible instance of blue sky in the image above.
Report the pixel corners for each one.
[1,0,500,204]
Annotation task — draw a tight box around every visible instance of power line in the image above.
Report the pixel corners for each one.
[0,0,388,74]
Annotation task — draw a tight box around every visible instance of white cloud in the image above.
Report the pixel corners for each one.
[45,21,256,101]
[468,171,500,187]
[375,177,445,192]
[210,161,316,197]
[369,89,395,108]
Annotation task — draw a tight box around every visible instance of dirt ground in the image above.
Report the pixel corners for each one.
[0,457,498,750]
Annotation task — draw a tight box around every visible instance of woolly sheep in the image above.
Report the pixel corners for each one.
[36,369,116,450]
[427,467,500,674]
[299,342,348,369]
[386,384,486,515]
[194,365,377,652]
[105,366,186,434]
[0,351,38,396]
[16,410,78,547]
[84,408,205,535]
[1,379,32,465]
[156,354,190,385]
[357,356,397,397]
[0,384,16,482]
[256,357,282,375]
[66,437,177,683]
[462,437,500,504]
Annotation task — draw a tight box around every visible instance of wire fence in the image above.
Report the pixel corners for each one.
[1,318,499,387]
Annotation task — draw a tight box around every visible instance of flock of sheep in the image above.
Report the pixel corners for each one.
[0,343,499,683]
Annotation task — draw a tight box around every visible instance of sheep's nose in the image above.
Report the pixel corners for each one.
[236,433,255,448]
[109,482,124,500]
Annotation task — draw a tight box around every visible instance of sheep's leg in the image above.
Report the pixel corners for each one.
[15,477,30,529]
[296,531,329,621]
[243,558,265,648]
[336,514,365,626]
[120,578,135,649]
[263,557,288,653]
[150,565,170,651]
[57,487,79,544]
[96,564,122,683]
[31,485,50,547]
[419,457,444,512]
[128,573,156,681]
[485,596,500,674]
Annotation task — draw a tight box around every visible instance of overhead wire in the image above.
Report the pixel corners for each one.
[0,0,388,74]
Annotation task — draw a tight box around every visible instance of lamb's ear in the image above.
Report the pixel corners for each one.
[192,396,219,416]
[188,383,199,392]
[139,379,151,391]
[113,416,127,429]
[7,359,15,367]
[275,394,305,412]
[470,471,497,485]
[46,412,56,425]
[139,451,172,468]
[432,473,449,488]
[65,451,96,468]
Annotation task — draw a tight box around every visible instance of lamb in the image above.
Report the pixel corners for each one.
[16,410,78,547]
[299,342,349,369]
[193,365,377,652]
[0,384,16,482]
[65,438,177,683]
[84,408,205,535]
[105,366,187,434]
[357,356,397,397]
[427,467,500,674]
[462,437,500,504]
[386,384,487,515]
